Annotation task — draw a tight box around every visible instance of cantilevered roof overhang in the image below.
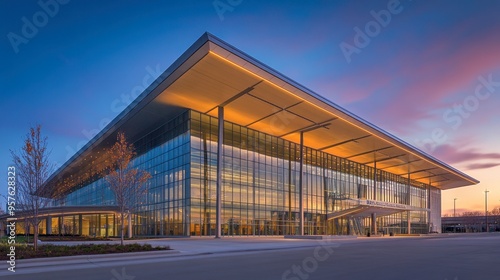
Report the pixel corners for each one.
[0,206,120,221]
[43,32,478,198]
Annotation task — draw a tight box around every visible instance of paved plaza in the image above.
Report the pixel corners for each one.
[2,233,500,280]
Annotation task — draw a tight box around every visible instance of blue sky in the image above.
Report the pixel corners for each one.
[1,0,500,214]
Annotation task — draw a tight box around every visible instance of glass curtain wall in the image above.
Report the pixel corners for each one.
[189,110,430,236]
[54,111,191,237]
[52,109,430,237]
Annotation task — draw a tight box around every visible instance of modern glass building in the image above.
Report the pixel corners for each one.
[26,33,478,237]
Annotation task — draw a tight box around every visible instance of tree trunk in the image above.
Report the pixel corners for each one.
[121,213,124,246]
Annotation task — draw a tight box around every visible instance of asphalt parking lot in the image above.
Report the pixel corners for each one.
[4,233,500,280]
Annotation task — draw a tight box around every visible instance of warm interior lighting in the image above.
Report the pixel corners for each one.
[207,51,476,186]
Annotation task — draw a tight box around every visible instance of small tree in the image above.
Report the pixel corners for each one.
[11,125,54,251]
[462,211,483,216]
[104,132,151,245]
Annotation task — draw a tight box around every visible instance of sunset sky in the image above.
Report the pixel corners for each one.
[1,0,499,215]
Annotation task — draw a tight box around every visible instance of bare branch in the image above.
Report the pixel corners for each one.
[10,125,54,251]
[103,132,151,245]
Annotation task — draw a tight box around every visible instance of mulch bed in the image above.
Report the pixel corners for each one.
[0,243,170,260]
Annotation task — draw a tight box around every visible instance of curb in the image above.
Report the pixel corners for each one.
[15,249,180,268]
[12,242,341,269]
[284,235,357,240]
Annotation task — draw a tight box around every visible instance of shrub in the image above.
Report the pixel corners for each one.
[0,243,169,260]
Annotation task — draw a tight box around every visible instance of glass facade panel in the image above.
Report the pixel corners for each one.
[54,110,191,236]
[52,109,433,236]
[189,110,430,236]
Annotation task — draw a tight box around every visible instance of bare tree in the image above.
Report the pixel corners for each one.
[10,125,54,251]
[461,211,483,216]
[491,207,500,216]
[104,132,151,245]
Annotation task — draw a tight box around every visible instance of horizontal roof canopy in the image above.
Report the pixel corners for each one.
[0,206,120,220]
[43,33,478,197]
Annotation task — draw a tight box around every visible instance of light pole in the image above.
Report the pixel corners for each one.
[485,190,489,233]
[454,198,457,217]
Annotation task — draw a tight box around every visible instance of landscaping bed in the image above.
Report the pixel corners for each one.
[0,243,170,260]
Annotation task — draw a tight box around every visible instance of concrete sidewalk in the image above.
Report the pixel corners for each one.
[5,234,496,276]
[13,233,488,276]
[35,235,351,254]
[1,236,346,276]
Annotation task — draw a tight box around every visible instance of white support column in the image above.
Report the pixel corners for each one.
[105,214,109,237]
[46,216,52,235]
[61,216,64,235]
[427,180,432,233]
[407,211,411,234]
[79,215,83,236]
[299,131,304,236]
[373,160,377,201]
[216,106,224,238]
[128,213,132,238]
[407,172,411,235]
[371,212,377,235]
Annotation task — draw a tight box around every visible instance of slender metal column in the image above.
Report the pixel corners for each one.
[128,212,132,238]
[202,132,209,235]
[299,131,304,236]
[46,216,52,235]
[407,211,411,234]
[453,198,457,217]
[485,190,489,232]
[288,142,292,235]
[373,160,377,200]
[407,172,411,235]
[105,214,109,237]
[371,212,376,235]
[427,181,431,233]
[215,106,224,238]
[78,214,82,237]
[252,136,256,235]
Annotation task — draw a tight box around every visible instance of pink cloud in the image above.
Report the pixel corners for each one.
[378,37,500,129]
[466,163,500,170]
[324,23,500,135]
[432,144,500,165]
